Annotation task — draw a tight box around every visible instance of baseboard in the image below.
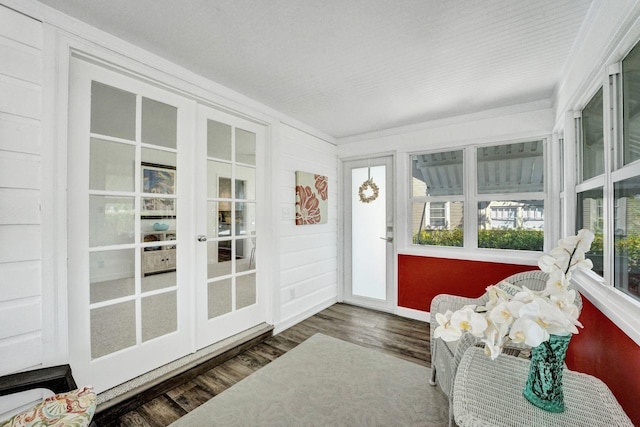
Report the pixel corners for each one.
[274,296,337,334]
[396,306,430,323]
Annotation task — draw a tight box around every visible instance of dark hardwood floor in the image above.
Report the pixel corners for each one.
[94,303,431,427]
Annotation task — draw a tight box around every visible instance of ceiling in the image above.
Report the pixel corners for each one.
[36,0,594,140]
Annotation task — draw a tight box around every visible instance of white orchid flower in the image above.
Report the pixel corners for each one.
[512,286,540,304]
[482,322,506,360]
[509,317,550,347]
[485,285,510,310]
[575,228,595,253]
[433,310,463,342]
[450,306,488,338]
[545,269,570,295]
[489,300,523,327]
[520,298,579,335]
[538,254,559,273]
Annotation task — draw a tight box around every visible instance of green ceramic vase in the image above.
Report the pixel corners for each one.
[522,333,571,413]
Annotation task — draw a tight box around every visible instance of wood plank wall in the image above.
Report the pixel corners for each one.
[0,4,44,375]
[278,125,338,327]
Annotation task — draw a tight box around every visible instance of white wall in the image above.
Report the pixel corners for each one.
[276,125,338,331]
[0,0,339,380]
[0,4,44,374]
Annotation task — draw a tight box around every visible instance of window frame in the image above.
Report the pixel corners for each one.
[408,137,549,256]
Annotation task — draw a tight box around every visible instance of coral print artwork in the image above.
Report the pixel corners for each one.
[295,171,328,225]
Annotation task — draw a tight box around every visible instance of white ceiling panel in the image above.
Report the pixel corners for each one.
[35,0,594,139]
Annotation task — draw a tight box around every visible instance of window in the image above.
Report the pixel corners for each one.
[410,140,546,251]
[477,141,545,251]
[581,87,604,181]
[411,150,464,247]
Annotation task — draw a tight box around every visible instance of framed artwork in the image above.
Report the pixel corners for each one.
[141,162,177,218]
[295,171,328,225]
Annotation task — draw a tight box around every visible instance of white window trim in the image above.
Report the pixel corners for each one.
[572,270,640,346]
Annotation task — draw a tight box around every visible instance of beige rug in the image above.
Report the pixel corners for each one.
[169,333,449,426]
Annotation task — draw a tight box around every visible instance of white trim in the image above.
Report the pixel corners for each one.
[399,247,539,267]
[572,270,640,347]
[396,306,429,323]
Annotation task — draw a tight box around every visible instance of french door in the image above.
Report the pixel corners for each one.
[195,105,265,348]
[343,156,395,311]
[67,58,266,392]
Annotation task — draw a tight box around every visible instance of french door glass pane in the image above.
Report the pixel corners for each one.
[142,291,177,342]
[142,97,177,149]
[614,178,640,300]
[477,141,544,194]
[237,273,256,309]
[207,120,232,160]
[351,165,386,300]
[90,249,135,303]
[622,42,640,166]
[236,166,255,199]
[90,82,135,140]
[91,301,136,359]
[582,88,604,180]
[235,128,256,165]
[89,195,135,247]
[208,240,232,278]
[90,138,135,192]
[208,279,232,319]
[577,188,604,276]
[208,161,232,199]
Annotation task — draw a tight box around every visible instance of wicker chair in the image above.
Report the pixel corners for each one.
[428,270,583,422]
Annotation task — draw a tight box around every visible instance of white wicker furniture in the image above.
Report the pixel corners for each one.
[453,346,633,426]
[429,270,583,425]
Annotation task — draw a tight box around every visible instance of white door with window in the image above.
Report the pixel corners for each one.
[195,105,266,347]
[343,156,394,311]
[67,58,267,392]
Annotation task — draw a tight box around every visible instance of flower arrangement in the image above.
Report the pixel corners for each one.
[433,229,595,359]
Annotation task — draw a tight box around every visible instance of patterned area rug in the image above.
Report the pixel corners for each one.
[169,333,449,426]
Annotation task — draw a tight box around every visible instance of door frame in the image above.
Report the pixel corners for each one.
[341,155,396,312]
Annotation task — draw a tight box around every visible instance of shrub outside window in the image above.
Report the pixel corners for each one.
[411,150,463,247]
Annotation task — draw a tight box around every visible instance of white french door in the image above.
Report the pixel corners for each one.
[343,156,395,311]
[67,58,267,393]
[195,105,266,348]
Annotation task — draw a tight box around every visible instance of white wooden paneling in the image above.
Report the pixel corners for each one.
[0,76,41,119]
[0,152,40,189]
[281,258,338,287]
[0,4,43,50]
[0,188,40,224]
[0,300,41,339]
[0,261,40,302]
[0,225,41,263]
[0,334,42,375]
[0,4,43,376]
[277,124,338,327]
[0,113,40,154]
[0,39,42,84]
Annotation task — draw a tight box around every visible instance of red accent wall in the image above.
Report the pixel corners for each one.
[398,254,536,311]
[398,254,640,425]
[565,298,640,425]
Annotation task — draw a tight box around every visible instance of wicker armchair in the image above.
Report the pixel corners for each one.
[429,270,583,398]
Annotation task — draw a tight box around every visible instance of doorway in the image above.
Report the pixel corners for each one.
[67,57,267,393]
[343,156,394,311]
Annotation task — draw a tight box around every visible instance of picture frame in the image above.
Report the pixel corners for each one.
[141,162,177,218]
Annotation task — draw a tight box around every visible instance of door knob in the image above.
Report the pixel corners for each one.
[379,237,393,242]
[197,234,207,242]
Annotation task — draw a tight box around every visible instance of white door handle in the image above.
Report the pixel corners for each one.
[380,237,393,243]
